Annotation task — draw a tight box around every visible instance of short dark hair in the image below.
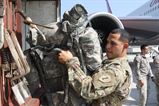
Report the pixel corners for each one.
[110,28,130,43]
[140,44,149,50]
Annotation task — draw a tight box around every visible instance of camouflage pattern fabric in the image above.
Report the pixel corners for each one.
[153,55,159,85]
[153,55,159,103]
[66,57,132,106]
[27,22,102,73]
[133,54,154,80]
[34,22,65,46]
[26,22,102,105]
[134,54,153,106]
[66,26,102,72]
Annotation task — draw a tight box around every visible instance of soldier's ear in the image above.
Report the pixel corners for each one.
[124,43,129,49]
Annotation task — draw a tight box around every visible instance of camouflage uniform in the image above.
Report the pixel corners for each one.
[28,22,65,46]
[66,56,132,106]
[134,54,154,106]
[28,21,102,73]
[153,55,159,104]
[64,26,102,72]
[27,21,102,106]
[26,4,102,106]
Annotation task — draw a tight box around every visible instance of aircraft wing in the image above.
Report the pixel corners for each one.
[120,16,159,45]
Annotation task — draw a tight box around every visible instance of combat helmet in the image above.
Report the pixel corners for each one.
[62,4,88,33]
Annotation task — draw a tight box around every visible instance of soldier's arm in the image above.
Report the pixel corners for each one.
[149,64,154,77]
[66,57,120,101]
[134,56,142,80]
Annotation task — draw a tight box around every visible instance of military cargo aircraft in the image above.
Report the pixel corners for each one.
[119,0,159,45]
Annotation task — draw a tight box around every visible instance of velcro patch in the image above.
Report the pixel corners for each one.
[99,75,111,83]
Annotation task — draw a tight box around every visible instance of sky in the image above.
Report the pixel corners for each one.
[61,0,150,17]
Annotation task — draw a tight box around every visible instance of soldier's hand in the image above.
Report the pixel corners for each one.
[138,80,144,87]
[58,50,73,64]
[24,17,37,28]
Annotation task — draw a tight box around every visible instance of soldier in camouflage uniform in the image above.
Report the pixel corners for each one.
[58,28,132,106]
[134,44,154,106]
[153,47,159,104]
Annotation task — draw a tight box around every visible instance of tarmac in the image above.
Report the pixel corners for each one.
[123,63,158,106]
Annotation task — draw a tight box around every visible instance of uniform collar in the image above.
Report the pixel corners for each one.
[140,54,147,58]
[103,56,127,64]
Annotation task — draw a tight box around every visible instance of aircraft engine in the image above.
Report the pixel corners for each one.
[85,12,124,50]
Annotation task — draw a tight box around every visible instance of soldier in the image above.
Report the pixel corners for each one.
[58,28,132,106]
[134,44,154,106]
[153,47,159,104]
